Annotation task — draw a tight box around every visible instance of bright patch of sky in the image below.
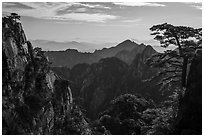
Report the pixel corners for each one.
[2,2,202,52]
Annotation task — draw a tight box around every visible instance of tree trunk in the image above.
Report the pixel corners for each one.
[181,57,188,87]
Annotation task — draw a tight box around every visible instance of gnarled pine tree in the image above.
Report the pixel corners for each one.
[147,23,201,89]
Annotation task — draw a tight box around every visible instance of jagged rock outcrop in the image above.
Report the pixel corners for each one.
[173,50,202,135]
[2,13,75,135]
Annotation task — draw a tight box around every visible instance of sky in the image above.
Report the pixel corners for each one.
[2,2,202,52]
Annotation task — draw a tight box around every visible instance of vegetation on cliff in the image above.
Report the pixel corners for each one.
[2,13,94,135]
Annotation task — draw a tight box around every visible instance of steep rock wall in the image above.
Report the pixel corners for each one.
[2,14,73,134]
[173,50,202,135]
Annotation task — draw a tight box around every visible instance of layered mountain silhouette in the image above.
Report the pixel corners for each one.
[51,42,173,119]
[45,40,148,68]
[32,39,116,52]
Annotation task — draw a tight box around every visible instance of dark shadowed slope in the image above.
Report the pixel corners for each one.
[52,45,170,120]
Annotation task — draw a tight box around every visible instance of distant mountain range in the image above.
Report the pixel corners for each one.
[31,39,117,52]
[45,39,152,68]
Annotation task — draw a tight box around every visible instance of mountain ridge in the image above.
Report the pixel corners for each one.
[51,43,165,120]
[31,39,117,52]
[45,39,157,68]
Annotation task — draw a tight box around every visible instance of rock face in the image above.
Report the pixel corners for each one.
[2,14,74,134]
[173,50,202,135]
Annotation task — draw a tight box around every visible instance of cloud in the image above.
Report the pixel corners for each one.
[74,3,111,9]
[75,7,87,12]
[192,5,202,10]
[2,2,117,22]
[184,2,202,10]
[49,13,117,22]
[123,19,141,23]
[3,2,34,9]
[113,2,165,7]
[95,24,136,28]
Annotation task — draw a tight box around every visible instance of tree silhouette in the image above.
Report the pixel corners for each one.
[147,23,201,88]
[10,13,21,21]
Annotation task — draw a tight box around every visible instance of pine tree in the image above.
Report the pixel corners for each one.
[147,23,201,89]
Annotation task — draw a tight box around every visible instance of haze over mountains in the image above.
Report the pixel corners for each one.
[31,39,173,53]
[45,39,154,68]
[31,39,117,52]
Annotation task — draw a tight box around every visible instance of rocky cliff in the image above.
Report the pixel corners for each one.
[173,50,202,135]
[2,13,88,135]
